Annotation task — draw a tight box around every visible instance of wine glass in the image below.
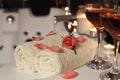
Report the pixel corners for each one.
[85,0,116,70]
[100,3,120,80]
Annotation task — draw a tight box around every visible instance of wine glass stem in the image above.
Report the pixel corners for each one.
[96,29,103,60]
[97,29,103,48]
[112,39,120,74]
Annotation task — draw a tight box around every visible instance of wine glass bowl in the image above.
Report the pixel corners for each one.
[101,14,120,40]
[85,7,104,30]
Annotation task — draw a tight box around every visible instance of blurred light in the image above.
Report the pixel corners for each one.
[6,15,15,24]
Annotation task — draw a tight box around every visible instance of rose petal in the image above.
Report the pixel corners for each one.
[75,36,85,42]
[48,45,60,52]
[61,69,77,79]
[32,36,42,41]
[34,43,48,50]
[46,32,56,36]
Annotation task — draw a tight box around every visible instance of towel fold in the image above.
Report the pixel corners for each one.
[34,50,62,77]
[15,42,39,72]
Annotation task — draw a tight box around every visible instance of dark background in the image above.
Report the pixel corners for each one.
[1,0,30,8]
[0,0,86,15]
[0,0,108,15]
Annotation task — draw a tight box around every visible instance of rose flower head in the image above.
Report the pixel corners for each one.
[62,35,78,55]
[62,36,76,49]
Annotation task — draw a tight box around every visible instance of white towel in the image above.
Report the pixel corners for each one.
[15,42,39,72]
[14,32,67,72]
[15,32,97,78]
[34,37,97,77]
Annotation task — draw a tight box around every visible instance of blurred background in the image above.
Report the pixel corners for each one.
[0,0,115,64]
[0,0,86,15]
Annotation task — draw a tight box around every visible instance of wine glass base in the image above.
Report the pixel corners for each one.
[100,71,120,80]
[86,59,112,70]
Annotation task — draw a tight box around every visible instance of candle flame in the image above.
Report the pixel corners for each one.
[72,20,78,26]
[65,12,69,15]
[73,28,77,32]
[104,44,115,49]
[90,27,97,32]
[68,22,72,29]
[81,14,86,18]
[54,19,57,24]
[64,7,69,11]
[77,13,86,18]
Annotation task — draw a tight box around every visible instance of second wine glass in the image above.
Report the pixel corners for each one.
[85,1,116,70]
[100,3,120,79]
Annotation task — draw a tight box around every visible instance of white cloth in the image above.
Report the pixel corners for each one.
[15,32,97,78]
[15,42,39,72]
[15,32,66,73]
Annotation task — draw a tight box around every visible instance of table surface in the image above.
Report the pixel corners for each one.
[0,62,111,80]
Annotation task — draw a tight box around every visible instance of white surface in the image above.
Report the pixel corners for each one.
[0,7,66,48]
[0,62,110,80]
[18,8,66,44]
[1,10,19,32]
[0,8,65,64]
[0,33,16,64]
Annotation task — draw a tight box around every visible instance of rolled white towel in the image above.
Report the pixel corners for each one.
[15,32,97,78]
[14,32,66,72]
[15,42,39,72]
[34,37,97,77]
[34,50,62,78]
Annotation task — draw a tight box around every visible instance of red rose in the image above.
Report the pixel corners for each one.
[62,36,76,49]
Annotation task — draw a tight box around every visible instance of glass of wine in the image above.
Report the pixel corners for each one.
[85,0,116,70]
[100,4,120,80]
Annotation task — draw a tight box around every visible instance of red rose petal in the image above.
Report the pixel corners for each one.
[61,69,77,79]
[32,36,42,41]
[34,43,48,50]
[48,45,60,52]
[75,36,85,42]
[46,32,56,36]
